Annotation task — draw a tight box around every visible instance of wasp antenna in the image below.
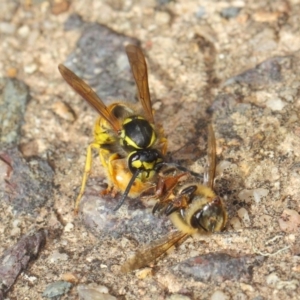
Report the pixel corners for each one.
[113,169,140,211]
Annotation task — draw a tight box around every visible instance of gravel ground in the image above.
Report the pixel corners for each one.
[1,0,300,299]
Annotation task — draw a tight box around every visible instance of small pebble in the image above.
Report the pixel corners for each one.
[51,0,70,15]
[278,209,300,232]
[211,290,229,300]
[155,11,171,26]
[195,6,206,19]
[24,63,38,74]
[64,13,84,31]
[64,222,74,232]
[52,101,76,122]
[237,207,251,227]
[229,217,242,230]
[220,7,242,19]
[77,285,117,300]
[48,250,69,263]
[43,281,72,298]
[61,272,79,284]
[265,97,286,111]
[10,227,21,237]
[253,11,280,22]
[238,188,269,204]
[240,283,254,292]
[19,140,39,158]
[6,67,18,78]
[266,272,280,285]
[17,25,30,38]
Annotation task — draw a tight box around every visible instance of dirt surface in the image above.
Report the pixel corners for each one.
[1,0,300,299]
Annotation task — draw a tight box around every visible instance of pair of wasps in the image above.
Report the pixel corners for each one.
[58,45,227,272]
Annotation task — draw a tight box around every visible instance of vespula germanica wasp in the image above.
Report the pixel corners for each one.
[58,45,167,214]
[121,124,227,272]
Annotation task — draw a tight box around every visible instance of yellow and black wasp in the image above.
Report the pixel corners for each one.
[58,45,167,214]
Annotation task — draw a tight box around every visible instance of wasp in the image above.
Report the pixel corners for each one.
[121,124,227,272]
[58,45,167,214]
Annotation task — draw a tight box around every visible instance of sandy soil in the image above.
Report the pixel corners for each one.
[0,0,300,299]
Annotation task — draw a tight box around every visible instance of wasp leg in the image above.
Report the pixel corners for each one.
[74,142,101,215]
[152,172,188,214]
[160,136,168,155]
[100,182,118,197]
[164,195,189,216]
[104,152,123,197]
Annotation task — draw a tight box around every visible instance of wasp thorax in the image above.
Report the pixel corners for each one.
[190,197,226,232]
[120,116,156,150]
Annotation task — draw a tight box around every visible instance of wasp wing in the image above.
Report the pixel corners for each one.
[204,124,216,190]
[58,64,121,133]
[121,231,187,273]
[125,44,155,124]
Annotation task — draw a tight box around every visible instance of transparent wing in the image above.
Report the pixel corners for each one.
[58,64,121,133]
[125,44,155,124]
[121,231,187,273]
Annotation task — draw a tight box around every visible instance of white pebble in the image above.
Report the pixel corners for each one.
[18,25,30,38]
[48,250,69,263]
[229,217,242,230]
[64,222,74,232]
[237,207,251,227]
[265,97,286,111]
[211,290,229,300]
[252,188,269,203]
[13,219,20,227]
[77,285,117,300]
[266,272,280,285]
[24,63,38,74]
[238,188,269,204]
